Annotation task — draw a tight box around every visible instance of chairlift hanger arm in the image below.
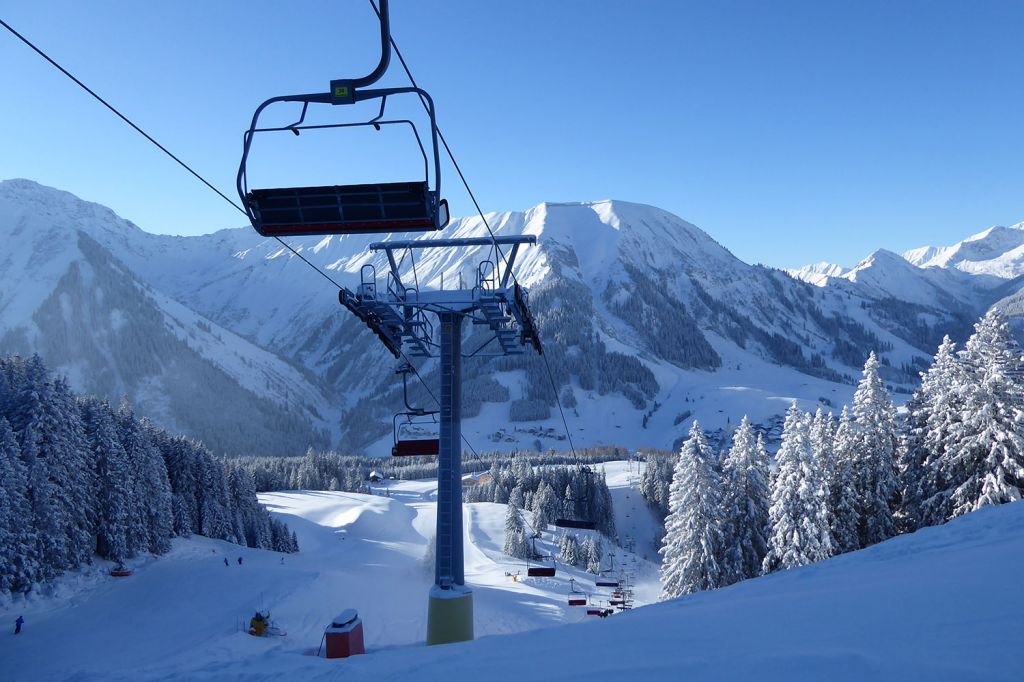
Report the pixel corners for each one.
[346,0,391,90]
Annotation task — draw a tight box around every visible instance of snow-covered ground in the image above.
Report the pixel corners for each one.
[2,466,1022,681]
[0,462,659,681]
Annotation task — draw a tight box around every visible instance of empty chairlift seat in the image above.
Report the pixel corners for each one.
[392,438,440,457]
[568,598,587,606]
[246,182,448,237]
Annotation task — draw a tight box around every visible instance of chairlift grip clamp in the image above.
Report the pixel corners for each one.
[330,80,357,105]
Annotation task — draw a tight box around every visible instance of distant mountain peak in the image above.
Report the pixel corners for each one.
[785,261,846,286]
[904,219,1024,279]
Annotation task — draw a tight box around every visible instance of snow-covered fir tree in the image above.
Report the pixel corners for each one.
[531,480,557,532]
[80,398,131,563]
[0,417,30,593]
[944,311,1024,515]
[659,420,725,600]
[0,353,298,595]
[809,409,836,486]
[558,532,582,567]
[720,416,770,585]
[763,403,833,573]
[828,407,861,555]
[584,535,603,574]
[503,502,531,559]
[850,352,899,548]
[912,336,965,526]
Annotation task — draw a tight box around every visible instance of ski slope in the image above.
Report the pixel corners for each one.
[0,462,658,681]
[2,467,1022,681]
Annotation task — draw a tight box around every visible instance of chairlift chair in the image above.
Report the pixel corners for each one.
[526,536,557,577]
[391,363,440,457]
[236,0,450,238]
[553,465,597,531]
[567,578,587,606]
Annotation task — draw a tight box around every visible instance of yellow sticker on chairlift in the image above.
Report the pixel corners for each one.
[335,86,349,97]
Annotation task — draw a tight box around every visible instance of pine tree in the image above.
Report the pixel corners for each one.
[80,398,131,563]
[659,421,724,600]
[851,352,899,547]
[558,532,581,566]
[0,418,31,593]
[720,416,770,584]
[809,409,836,486]
[945,311,1024,515]
[12,359,98,575]
[585,535,603,574]
[828,407,860,554]
[910,336,964,526]
[532,481,556,532]
[508,483,525,511]
[763,404,833,572]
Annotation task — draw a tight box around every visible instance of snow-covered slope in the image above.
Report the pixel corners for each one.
[0,181,333,455]
[1,471,1020,681]
[0,178,1009,454]
[0,463,660,680]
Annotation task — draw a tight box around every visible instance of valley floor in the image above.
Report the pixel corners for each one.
[1,462,1021,681]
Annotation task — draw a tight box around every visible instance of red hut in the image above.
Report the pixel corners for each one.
[325,609,365,659]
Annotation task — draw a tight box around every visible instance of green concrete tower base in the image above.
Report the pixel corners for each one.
[426,586,474,645]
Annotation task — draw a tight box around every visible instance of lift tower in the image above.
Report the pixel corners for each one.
[342,236,543,644]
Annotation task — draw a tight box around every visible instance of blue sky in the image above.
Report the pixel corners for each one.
[1,0,1021,269]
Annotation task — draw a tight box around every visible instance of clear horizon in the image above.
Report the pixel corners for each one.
[2,0,1022,270]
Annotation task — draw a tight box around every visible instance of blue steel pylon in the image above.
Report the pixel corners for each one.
[339,234,542,644]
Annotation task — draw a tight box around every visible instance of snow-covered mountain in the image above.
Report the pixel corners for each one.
[905,222,1024,278]
[785,261,846,286]
[0,179,1011,455]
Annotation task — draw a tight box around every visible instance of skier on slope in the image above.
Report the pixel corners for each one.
[224,558,229,567]
[15,615,24,634]
[237,556,243,565]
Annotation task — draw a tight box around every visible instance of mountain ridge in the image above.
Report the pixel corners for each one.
[0,178,1013,455]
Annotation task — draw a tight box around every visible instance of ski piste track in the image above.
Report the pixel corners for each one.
[1,461,1022,681]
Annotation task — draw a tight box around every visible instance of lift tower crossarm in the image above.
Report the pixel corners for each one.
[370,235,536,291]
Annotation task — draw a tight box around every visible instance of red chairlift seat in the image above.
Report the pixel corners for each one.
[568,598,587,606]
[392,438,440,457]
